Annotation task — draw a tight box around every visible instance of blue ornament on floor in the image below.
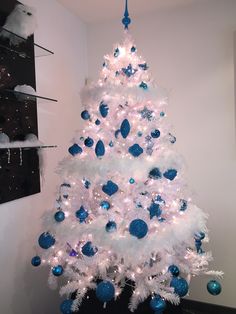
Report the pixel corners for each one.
[168,265,180,277]
[131,46,136,53]
[52,265,64,277]
[96,281,115,302]
[149,168,162,180]
[114,48,120,57]
[120,119,131,138]
[100,200,111,210]
[207,280,222,295]
[180,199,188,211]
[82,241,98,257]
[128,144,143,157]
[151,129,161,138]
[139,81,148,89]
[139,63,148,70]
[95,140,105,157]
[129,178,135,184]
[102,180,119,196]
[31,256,41,267]
[54,211,65,222]
[149,202,162,219]
[84,137,94,147]
[129,219,148,239]
[81,110,90,120]
[163,169,177,181]
[99,101,109,117]
[75,206,88,223]
[106,221,117,232]
[95,119,101,125]
[38,232,55,249]
[60,299,73,314]
[68,144,82,156]
[170,277,189,297]
[150,295,166,311]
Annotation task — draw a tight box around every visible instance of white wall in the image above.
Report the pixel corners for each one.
[87,0,236,309]
[0,1,87,313]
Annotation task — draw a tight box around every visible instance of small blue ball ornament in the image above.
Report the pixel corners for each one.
[128,144,143,157]
[131,46,136,53]
[96,281,115,302]
[168,265,180,277]
[81,110,90,120]
[95,119,101,125]
[60,299,73,314]
[100,200,111,210]
[129,219,148,239]
[106,221,117,233]
[151,129,161,139]
[150,295,166,311]
[163,169,177,181]
[84,137,94,147]
[52,265,64,277]
[129,178,135,184]
[38,232,55,249]
[54,211,65,222]
[170,277,189,297]
[102,180,119,196]
[160,111,165,117]
[68,144,82,156]
[75,206,88,223]
[81,241,98,257]
[207,280,222,296]
[31,256,41,267]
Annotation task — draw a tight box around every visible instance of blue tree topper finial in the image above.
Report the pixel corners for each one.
[122,0,131,29]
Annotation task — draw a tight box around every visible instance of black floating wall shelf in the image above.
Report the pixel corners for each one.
[0,89,58,104]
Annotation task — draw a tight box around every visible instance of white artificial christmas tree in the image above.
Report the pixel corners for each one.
[32,2,222,313]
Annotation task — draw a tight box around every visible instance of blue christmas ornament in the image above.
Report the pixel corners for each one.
[137,131,143,137]
[194,231,205,240]
[52,265,64,277]
[168,265,180,277]
[96,281,115,302]
[180,199,188,211]
[151,129,161,138]
[68,144,82,156]
[84,137,94,147]
[109,141,114,147]
[60,299,73,314]
[155,195,165,205]
[139,81,148,90]
[163,169,177,181]
[95,119,101,125]
[102,180,119,196]
[69,249,78,257]
[120,119,131,138]
[149,168,162,180]
[129,178,135,184]
[106,221,117,233]
[129,219,148,239]
[115,129,121,138]
[81,110,90,120]
[75,206,88,223]
[100,200,111,210]
[83,179,91,189]
[170,277,189,297]
[95,140,105,157]
[128,144,143,157]
[99,101,109,118]
[160,111,165,117]
[149,202,162,219]
[54,211,65,222]
[31,256,41,267]
[131,46,136,53]
[139,107,154,121]
[38,232,55,249]
[122,64,137,77]
[150,295,166,311]
[114,48,120,57]
[139,63,149,70]
[82,241,98,257]
[207,280,222,296]
[169,133,176,144]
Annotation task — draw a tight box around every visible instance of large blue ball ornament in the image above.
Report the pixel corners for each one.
[38,232,55,249]
[95,140,105,158]
[52,265,64,277]
[84,137,94,147]
[96,281,115,302]
[81,241,98,257]
[81,110,90,120]
[150,295,166,311]
[168,265,180,277]
[129,219,148,239]
[54,211,65,222]
[128,144,143,157]
[207,280,222,295]
[163,169,177,181]
[60,299,73,314]
[102,180,119,196]
[170,277,189,297]
[68,144,82,156]
[106,221,117,233]
[31,256,41,267]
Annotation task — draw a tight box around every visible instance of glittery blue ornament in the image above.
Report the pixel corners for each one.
[160,111,165,117]
[129,219,148,239]
[168,265,180,277]
[95,119,101,125]
[95,140,105,157]
[139,81,148,90]
[84,137,94,147]
[139,107,154,121]
[122,64,137,77]
[82,241,98,257]
[106,221,117,233]
[60,299,73,314]
[149,168,162,180]
[120,119,131,138]
[83,179,91,189]
[149,202,162,219]
[207,280,222,295]
[128,144,143,157]
[31,256,41,267]
[151,129,161,138]
[75,206,88,223]
[99,101,109,118]
[150,295,166,311]
[54,211,65,222]
[114,48,120,57]
[100,200,111,210]
[96,281,115,302]
[163,169,177,181]
[38,232,55,249]
[81,110,90,120]
[180,199,188,211]
[68,144,82,156]
[102,180,119,196]
[52,265,64,277]
[170,277,189,297]
[129,178,135,184]
[139,63,149,70]
[131,46,136,53]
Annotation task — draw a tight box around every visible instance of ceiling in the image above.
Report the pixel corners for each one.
[57,0,195,24]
